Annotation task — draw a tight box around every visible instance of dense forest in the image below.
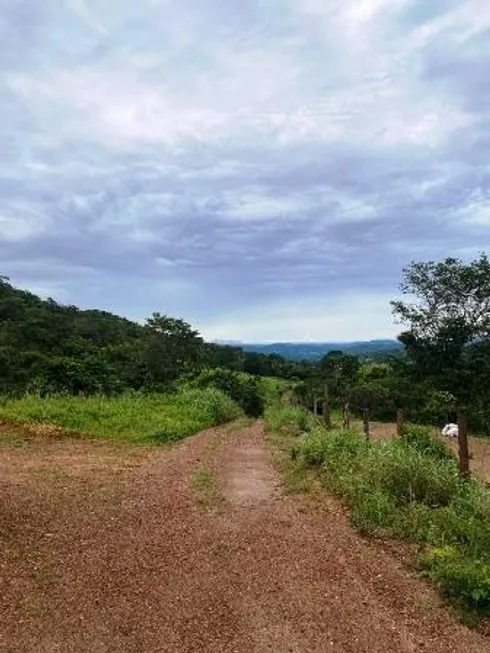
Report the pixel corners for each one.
[1,253,489,434]
[0,277,310,397]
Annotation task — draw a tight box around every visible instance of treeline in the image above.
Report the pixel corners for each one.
[0,278,310,397]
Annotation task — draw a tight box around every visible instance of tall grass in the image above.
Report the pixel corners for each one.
[0,388,243,444]
[272,407,490,616]
[265,404,312,436]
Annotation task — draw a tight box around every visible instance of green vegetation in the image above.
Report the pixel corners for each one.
[191,368,265,417]
[0,388,243,444]
[1,254,489,448]
[265,405,314,494]
[0,278,312,399]
[258,377,295,405]
[273,406,490,618]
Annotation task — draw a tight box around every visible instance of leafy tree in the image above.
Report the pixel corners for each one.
[391,254,490,401]
[391,254,490,340]
[143,313,205,388]
[319,350,360,399]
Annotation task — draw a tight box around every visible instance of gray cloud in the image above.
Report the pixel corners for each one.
[1,0,490,339]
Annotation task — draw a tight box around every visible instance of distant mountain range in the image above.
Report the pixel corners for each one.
[213,339,403,362]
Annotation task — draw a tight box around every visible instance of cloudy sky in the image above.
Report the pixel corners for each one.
[1,0,489,342]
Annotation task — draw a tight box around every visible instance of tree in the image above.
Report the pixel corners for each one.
[391,254,490,341]
[319,351,360,399]
[391,254,490,402]
[143,313,205,387]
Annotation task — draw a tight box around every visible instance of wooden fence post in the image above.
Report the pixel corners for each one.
[363,408,370,440]
[396,408,404,439]
[324,384,332,429]
[342,401,350,429]
[457,407,470,480]
[313,396,318,416]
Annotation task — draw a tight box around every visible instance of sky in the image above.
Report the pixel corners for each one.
[1,0,489,342]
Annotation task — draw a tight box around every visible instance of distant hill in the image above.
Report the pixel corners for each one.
[239,340,403,362]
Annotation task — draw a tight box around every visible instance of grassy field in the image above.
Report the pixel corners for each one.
[0,388,243,444]
[266,405,490,624]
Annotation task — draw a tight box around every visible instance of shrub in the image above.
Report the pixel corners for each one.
[369,443,460,507]
[192,369,264,417]
[265,405,312,436]
[293,428,368,469]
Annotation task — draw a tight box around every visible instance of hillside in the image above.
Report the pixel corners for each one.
[0,279,310,395]
[240,340,403,362]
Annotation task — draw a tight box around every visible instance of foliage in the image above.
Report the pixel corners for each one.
[264,405,314,494]
[402,424,456,462]
[192,368,265,417]
[257,377,295,406]
[264,405,313,437]
[391,254,490,403]
[319,351,360,399]
[391,254,490,341]
[0,388,243,444]
[0,279,309,398]
[143,313,205,388]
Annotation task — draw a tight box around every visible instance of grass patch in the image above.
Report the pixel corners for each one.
[270,406,490,621]
[0,388,243,444]
[258,377,295,405]
[265,405,314,494]
[191,466,223,508]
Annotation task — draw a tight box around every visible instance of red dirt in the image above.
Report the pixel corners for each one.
[1,422,490,652]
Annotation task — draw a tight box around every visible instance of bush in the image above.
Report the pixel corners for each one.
[351,488,397,533]
[294,428,368,469]
[265,405,312,436]
[192,369,264,417]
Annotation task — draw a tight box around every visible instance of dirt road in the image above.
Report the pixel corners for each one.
[2,422,490,652]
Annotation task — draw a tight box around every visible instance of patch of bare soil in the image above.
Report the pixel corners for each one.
[1,422,489,652]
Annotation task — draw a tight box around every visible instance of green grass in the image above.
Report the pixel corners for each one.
[265,404,313,436]
[0,388,243,444]
[265,405,314,494]
[258,377,295,405]
[268,406,490,620]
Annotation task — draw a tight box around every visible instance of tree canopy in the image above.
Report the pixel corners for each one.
[0,278,310,396]
[390,253,490,416]
[391,254,490,343]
